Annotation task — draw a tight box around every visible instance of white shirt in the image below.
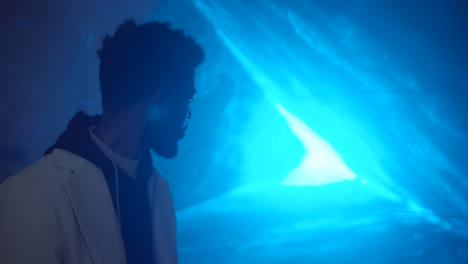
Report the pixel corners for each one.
[89,126,140,178]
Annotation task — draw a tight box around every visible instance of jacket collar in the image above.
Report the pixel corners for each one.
[51,148,127,264]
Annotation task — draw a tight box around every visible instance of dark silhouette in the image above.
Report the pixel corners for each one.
[0,19,204,264]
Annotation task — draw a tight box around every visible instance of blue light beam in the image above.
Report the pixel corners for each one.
[276,103,357,186]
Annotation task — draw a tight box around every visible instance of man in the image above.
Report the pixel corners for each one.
[0,19,204,264]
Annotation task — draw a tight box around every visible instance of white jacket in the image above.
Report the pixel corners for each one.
[0,148,177,264]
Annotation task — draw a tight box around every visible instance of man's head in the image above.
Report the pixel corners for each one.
[97,19,204,158]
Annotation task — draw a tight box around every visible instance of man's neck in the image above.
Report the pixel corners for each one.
[92,111,146,160]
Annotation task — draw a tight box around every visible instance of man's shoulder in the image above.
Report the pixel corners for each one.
[7,152,68,184]
[1,149,80,206]
[151,168,172,192]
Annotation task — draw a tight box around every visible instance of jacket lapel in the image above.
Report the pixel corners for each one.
[52,148,127,264]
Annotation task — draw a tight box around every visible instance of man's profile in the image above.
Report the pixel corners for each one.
[0,19,204,264]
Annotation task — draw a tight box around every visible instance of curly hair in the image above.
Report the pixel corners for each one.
[97,19,204,113]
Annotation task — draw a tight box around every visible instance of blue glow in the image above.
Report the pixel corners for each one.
[146,0,468,262]
[184,0,468,238]
[276,103,357,186]
[147,104,164,122]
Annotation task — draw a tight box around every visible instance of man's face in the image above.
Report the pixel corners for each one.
[144,71,196,158]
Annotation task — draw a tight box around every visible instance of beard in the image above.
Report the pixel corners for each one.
[144,121,184,159]
[151,135,178,158]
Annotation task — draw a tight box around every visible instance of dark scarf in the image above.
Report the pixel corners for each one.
[45,111,155,264]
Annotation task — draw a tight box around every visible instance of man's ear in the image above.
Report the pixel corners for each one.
[144,89,165,122]
[145,88,163,107]
[153,88,162,103]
